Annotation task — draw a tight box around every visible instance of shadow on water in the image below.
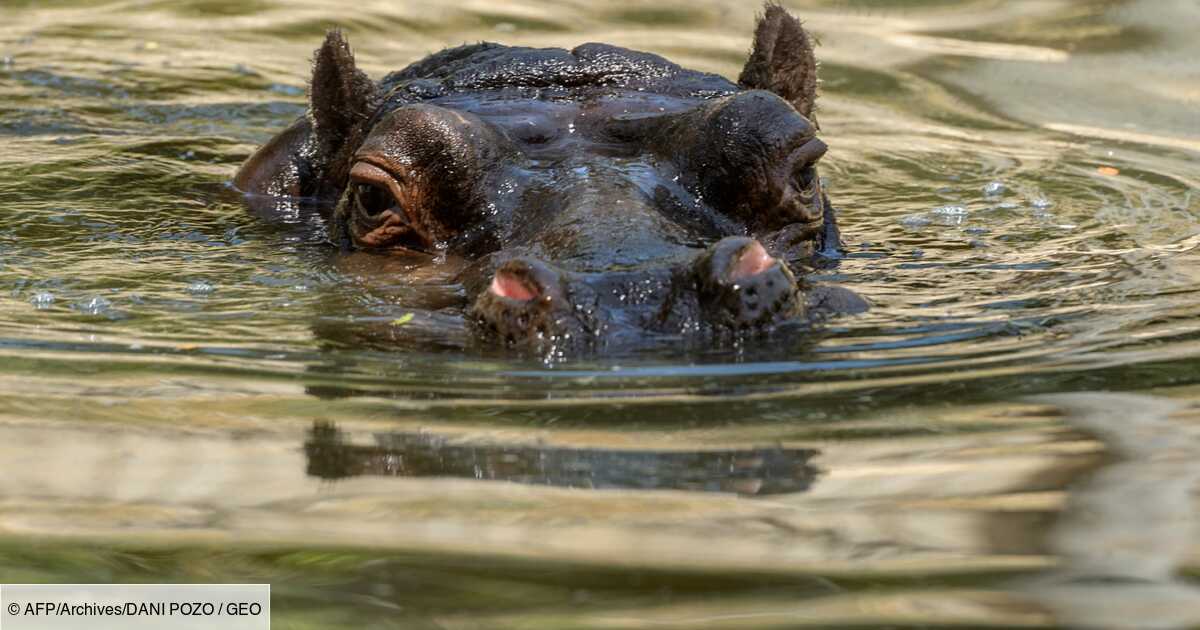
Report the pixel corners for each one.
[304,421,821,495]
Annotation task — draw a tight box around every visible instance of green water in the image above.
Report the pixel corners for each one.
[1,0,1198,627]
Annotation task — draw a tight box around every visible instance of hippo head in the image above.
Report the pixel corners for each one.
[235,5,864,354]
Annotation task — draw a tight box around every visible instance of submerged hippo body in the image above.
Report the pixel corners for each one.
[236,4,866,354]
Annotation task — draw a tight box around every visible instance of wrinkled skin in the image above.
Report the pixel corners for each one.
[235,4,866,354]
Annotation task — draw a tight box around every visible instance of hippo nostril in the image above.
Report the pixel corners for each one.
[489,269,539,301]
[695,236,803,331]
[729,241,776,281]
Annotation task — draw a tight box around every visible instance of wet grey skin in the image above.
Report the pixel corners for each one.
[235,3,867,354]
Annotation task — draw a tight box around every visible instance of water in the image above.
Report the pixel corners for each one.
[1,0,1198,627]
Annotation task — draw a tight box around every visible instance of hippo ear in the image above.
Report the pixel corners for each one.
[738,3,819,121]
[309,30,377,168]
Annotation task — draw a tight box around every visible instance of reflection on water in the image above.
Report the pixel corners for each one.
[305,421,821,495]
[1024,393,1200,629]
[0,0,1198,626]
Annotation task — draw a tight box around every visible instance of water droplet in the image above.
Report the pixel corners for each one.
[187,281,214,295]
[30,291,54,309]
[932,205,968,225]
[933,205,968,217]
[75,296,112,315]
[1030,196,1054,209]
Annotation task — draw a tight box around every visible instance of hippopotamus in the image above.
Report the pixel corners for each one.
[235,4,866,354]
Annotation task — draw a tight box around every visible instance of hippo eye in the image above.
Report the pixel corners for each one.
[794,165,817,195]
[355,182,395,217]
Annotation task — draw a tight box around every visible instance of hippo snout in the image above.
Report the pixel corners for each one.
[468,237,804,350]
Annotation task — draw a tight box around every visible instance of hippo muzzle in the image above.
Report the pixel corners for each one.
[469,236,805,349]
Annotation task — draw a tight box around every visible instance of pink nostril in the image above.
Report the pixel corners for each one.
[489,270,538,301]
[729,241,776,280]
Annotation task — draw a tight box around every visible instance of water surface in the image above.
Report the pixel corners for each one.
[1,0,1198,627]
